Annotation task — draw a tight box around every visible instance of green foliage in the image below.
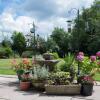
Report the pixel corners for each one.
[5,47,13,57]
[46,38,58,52]
[80,57,97,75]
[0,47,13,58]
[47,72,70,85]
[21,51,33,58]
[11,31,26,56]
[1,38,12,47]
[71,0,100,54]
[51,27,69,53]
[51,52,59,59]
[55,59,66,72]
[63,53,75,71]
[33,66,49,81]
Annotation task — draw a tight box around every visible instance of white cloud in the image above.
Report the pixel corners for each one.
[0,0,94,41]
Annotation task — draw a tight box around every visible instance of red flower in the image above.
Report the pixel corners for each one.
[22,58,29,64]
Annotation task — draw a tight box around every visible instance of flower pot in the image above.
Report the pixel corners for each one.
[81,83,93,96]
[32,80,45,90]
[45,84,81,95]
[20,81,30,91]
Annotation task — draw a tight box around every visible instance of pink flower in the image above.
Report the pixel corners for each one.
[76,55,84,62]
[96,51,100,57]
[11,59,17,65]
[90,56,96,62]
[79,52,84,56]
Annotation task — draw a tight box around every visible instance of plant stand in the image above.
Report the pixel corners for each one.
[45,84,81,95]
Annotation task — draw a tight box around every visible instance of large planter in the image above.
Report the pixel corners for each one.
[81,83,93,96]
[32,80,45,90]
[20,81,30,91]
[45,84,81,95]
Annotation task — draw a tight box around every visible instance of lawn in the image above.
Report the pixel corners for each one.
[0,58,22,75]
[94,73,100,81]
[0,58,100,81]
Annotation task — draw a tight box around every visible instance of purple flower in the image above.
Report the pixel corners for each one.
[96,51,100,57]
[76,55,84,62]
[90,56,96,62]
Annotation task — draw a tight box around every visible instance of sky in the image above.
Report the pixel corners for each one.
[0,0,94,40]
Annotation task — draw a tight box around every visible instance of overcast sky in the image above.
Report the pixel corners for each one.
[0,0,94,40]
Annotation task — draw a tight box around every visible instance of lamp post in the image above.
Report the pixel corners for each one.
[67,8,80,76]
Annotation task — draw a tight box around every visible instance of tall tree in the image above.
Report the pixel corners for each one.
[51,27,70,56]
[71,0,100,54]
[11,31,26,56]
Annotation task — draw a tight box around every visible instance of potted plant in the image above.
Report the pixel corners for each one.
[32,66,49,90]
[45,72,81,95]
[20,73,31,91]
[11,58,32,81]
[80,75,94,96]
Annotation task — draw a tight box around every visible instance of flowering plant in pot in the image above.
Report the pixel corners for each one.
[11,58,33,80]
[20,73,31,91]
[80,75,94,96]
[76,52,97,81]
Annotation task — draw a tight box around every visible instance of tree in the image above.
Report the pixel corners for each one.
[46,37,58,52]
[71,0,100,55]
[11,31,26,56]
[51,27,70,56]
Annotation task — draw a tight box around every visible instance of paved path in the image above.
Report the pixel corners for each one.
[0,75,100,100]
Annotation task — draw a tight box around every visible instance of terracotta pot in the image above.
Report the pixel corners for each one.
[20,81,30,91]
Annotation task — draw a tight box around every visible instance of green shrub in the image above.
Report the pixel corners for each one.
[0,47,13,58]
[48,72,70,85]
[54,59,66,72]
[51,52,59,59]
[21,51,33,58]
[5,47,13,57]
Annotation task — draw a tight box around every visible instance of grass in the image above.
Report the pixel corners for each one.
[0,68,16,75]
[0,58,22,75]
[94,73,100,81]
[0,58,21,67]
